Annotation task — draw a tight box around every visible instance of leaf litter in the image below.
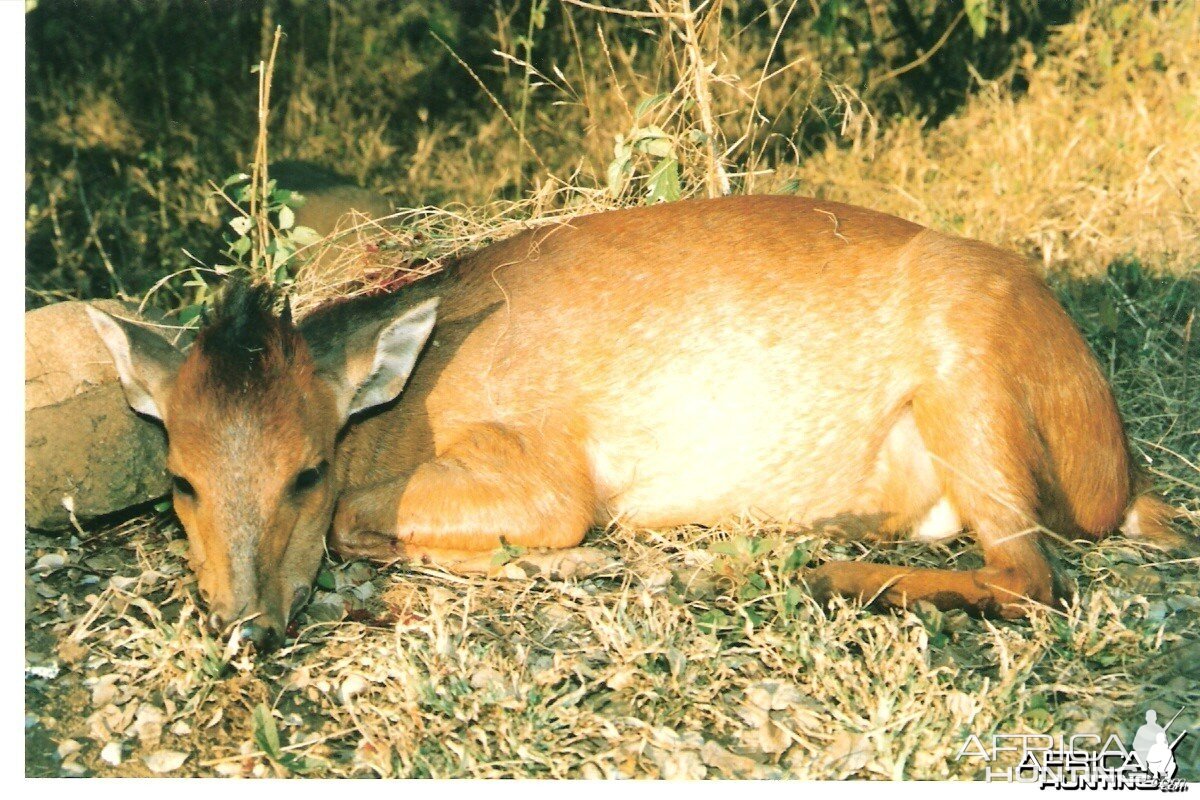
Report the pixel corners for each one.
[23,497,1199,777]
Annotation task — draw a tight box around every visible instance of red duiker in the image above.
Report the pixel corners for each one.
[88,195,1174,650]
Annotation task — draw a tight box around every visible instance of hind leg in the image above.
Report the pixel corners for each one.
[808,374,1056,618]
[330,421,609,577]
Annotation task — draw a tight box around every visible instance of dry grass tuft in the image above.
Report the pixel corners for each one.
[788,1,1200,275]
[25,502,1200,777]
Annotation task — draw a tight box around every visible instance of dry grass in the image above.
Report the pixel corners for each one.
[25,494,1200,777]
[292,0,1198,319]
[788,1,1200,276]
[25,0,1200,780]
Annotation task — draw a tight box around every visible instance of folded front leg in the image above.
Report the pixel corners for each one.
[330,421,600,574]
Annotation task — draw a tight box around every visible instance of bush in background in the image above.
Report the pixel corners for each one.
[26,0,1080,308]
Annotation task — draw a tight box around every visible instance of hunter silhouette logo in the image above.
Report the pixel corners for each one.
[1133,709,1186,781]
[956,706,1191,789]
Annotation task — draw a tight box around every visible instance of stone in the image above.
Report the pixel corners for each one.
[25,300,185,530]
[272,160,391,237]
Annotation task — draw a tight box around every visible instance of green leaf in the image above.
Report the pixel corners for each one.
[782,543,811,572]
[965,0,988,38]
[316,567,336,591]
[178,304,205,325]
[748,536,774,558]
[740,583,764,601]
[645,157,681,203]
[630,125,672,158]
[696,610,732,635]
[252,703,281,759]
[606,156,631,197]
[633,93,670,120]
[642,137,673,159]
[490,538,526,567]
[784,586,804,616]
[708,540,743,557]
[272,238,296,262]
[231,236,251,257]
[289,226,322,247]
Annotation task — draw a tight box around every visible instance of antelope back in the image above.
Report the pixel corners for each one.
[336,195,1128,537]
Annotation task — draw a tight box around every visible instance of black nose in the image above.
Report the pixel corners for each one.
[242,621,283,653]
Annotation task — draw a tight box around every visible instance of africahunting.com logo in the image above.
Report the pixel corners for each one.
[956,707,1190,790]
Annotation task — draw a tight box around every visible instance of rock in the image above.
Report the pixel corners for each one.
[143,749,189,774]
[272,160,394,291]
[56,738,82,759]
[100,741,122,767]
[25,300,185,529]
[338,674,369,703]
[131,704,165,747]
[90,674,120,707]
[272,160,392,238]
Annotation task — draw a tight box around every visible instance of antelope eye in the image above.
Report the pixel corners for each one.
[292,462,327,494]
[172,475,196,498]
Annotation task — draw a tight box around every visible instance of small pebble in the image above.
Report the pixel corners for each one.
[56,739,82,759]
[339,674,369,703]
[100,741,122,766]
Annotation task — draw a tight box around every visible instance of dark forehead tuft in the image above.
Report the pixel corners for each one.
[192,279,304,392]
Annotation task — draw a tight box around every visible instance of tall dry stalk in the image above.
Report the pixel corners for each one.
[292,0,840,306]
[249,26,283,278]
[675,0,730,197]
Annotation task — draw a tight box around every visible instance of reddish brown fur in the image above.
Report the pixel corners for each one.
[323,197,1162,618]
[95,195,1176,639]
[162,293,340,634]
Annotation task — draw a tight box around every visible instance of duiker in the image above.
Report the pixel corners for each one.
[89,195,1173,650]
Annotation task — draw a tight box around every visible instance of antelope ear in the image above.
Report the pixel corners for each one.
[86,306,184,422]
[310,298,439,423]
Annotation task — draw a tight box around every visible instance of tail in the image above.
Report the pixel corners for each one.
[1032,367,1186,547]
[1122,485,1188,549]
